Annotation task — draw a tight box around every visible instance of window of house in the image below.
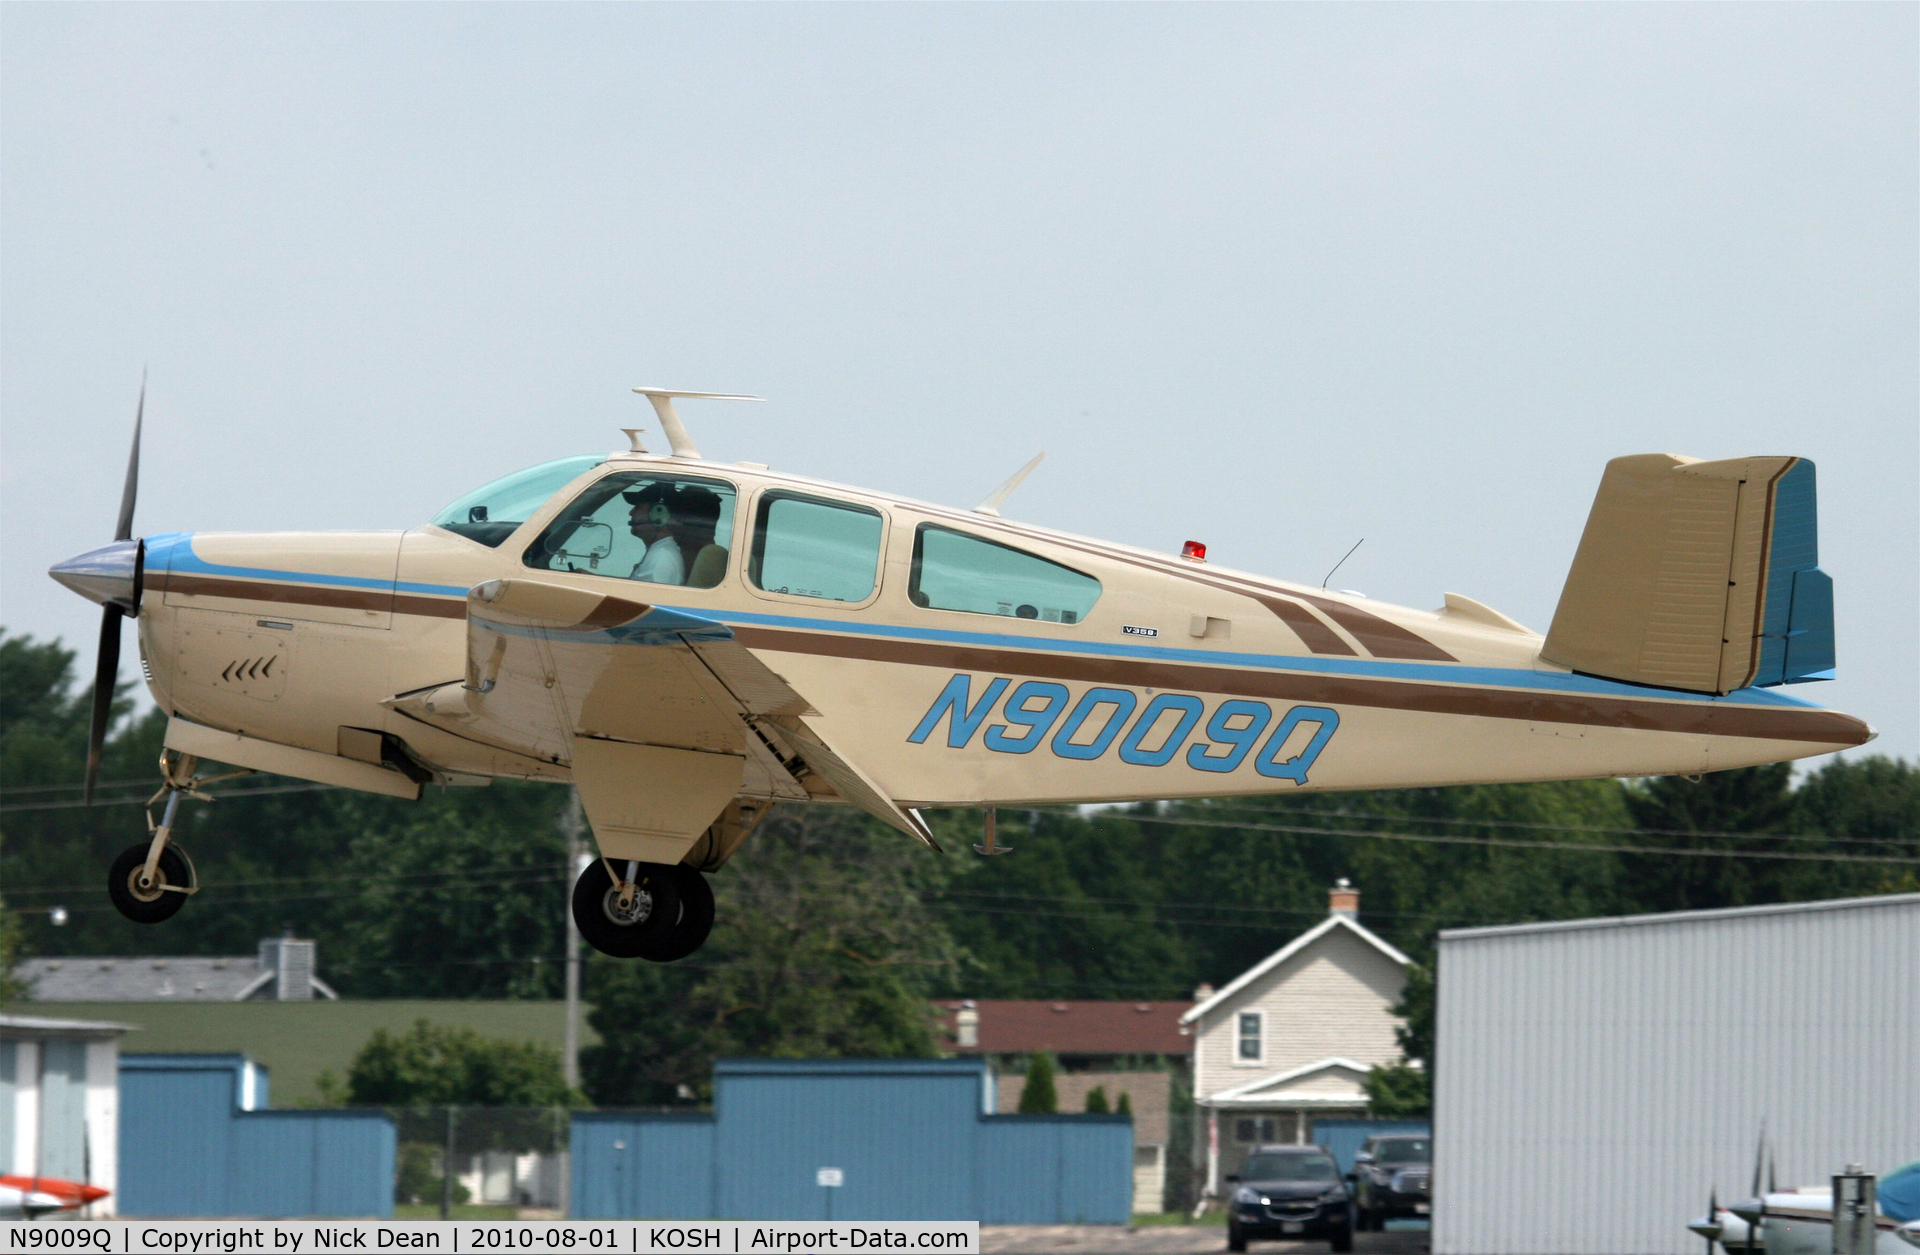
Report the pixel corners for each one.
[749,492,884,603]
[1237,1011,1262,1062]
[524,471,736,589]
[909,525,1100,623]
[1235,1117,1278,1144]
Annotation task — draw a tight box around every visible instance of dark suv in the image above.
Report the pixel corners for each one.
[1349,1134,1431,1230]
[1227,1146,1353,1252]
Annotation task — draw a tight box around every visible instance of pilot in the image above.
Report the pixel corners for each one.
[623,482,686,585]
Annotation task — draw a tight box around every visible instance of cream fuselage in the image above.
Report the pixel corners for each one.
[132,449,1870,817]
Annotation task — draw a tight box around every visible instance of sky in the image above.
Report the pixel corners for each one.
[3,3,1915,762]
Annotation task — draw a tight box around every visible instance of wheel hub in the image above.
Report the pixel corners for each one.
[127,867,167,903]
[602,884,653,927]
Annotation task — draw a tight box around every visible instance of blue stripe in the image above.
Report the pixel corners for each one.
[146,533,1822,712]
[148,533,471,597]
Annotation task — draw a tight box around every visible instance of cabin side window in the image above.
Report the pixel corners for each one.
[748,492,884,603]
[909,524,1101,624]
[525,471,736,589]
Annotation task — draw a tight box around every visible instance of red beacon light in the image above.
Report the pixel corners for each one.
[1181,540,1207,563]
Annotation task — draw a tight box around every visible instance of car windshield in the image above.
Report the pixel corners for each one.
[1243,1154,1337,1183]
[1373,1139,1431,1165]
[430,455,606,548]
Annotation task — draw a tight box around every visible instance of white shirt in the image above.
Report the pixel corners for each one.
[631,537,685,585]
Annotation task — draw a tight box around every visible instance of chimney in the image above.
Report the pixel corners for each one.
[956,1001,980,1048]
[1329,878,1359,919]
[1192,982,1215,1003]
[262,935,316,1000]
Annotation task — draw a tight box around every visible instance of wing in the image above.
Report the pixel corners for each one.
[388,578,935,856]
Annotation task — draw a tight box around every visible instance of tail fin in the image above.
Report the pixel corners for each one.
[1542,454,1834,695]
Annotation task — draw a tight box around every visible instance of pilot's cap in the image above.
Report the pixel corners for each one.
[622,482,677,524]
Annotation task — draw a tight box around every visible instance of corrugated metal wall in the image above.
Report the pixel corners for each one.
[571,1060,1133,1223]
[119,1056,394,1217]
[1435,894,1920,1255]
[572,1113,716,1218]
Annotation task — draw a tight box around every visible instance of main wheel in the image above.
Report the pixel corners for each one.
[107,843,192,924]
[571,859,681,958]
[637,864,715,962]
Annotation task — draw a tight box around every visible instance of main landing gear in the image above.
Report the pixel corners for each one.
[570,858,715,961]
[106,751,249,925]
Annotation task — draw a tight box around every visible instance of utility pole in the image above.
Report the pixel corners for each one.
[561,790,585,1091]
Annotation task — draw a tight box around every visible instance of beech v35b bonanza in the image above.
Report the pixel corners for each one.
[50,386,1872,960]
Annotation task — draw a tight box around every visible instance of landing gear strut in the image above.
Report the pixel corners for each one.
[570,859,714,961]
[106,751,247,925]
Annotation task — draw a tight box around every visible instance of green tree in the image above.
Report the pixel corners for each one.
[1363,1063,1429,1118]
[583,806,956,1105]
[1018,1052,1058,1114]
[0,892,30,1004]
[1084,1084,1110,1114]
[346,1020,580,1107]
[1114,1090,1132,1118]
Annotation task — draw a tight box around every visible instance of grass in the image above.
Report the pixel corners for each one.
[394,1204,520,1220]
[1130,1211,1228,1227]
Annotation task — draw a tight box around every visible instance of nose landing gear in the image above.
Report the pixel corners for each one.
[105,751,249,925]
[570,858,715,961]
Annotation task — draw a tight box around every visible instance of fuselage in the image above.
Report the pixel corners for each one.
[115,447,1871,809]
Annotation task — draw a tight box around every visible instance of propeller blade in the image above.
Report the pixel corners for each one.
[1768,1156,1777,1195]
[84,605,124,804]
[1750,1125,1766,1197]
[114,373,144,542]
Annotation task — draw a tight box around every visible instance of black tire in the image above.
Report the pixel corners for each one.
[107,843,191,924]
[571,859,681,958]
[1329,1225,1353,1254]
[638,864,715,962]
[1355,1206,1373,1232]
[1226,1225,1247,1253]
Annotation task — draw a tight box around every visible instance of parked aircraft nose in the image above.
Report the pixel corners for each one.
[49,539,142,612]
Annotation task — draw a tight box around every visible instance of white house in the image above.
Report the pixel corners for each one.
[1,1014,134,1216]
[1181,880,1411,1194]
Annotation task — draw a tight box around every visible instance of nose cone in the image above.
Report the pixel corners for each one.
[1729,1197,1765,1225]
[1686,1214,1723,1241]
[49,539,142,612]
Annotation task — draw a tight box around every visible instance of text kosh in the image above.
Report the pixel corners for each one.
[906,674,1339,783]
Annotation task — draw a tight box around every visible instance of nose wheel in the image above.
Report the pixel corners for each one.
[105,750,248,925]
[571,859,715,961]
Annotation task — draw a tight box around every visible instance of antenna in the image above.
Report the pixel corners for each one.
[631,387,764,460]
[975,451,1046,516]
[1321,537,1364,590]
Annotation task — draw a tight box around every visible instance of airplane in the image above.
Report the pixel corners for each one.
[0,1174,109,1220]
[1688,1159,1920,1253]
[48,385,1873,960]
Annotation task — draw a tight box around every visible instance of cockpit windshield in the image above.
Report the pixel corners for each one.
[429,455,605,548]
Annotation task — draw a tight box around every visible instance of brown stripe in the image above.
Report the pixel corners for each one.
[165,573,465,620]
[731,625,1867,745]
[1291,592,1457,662]
[574,596,653,631]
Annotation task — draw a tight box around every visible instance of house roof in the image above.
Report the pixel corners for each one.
[1438,891,1920,942]
[0,1013,138,1039]
[16,955,336,1001]
[1181,914,1411,1025]
[938,1000,1194,1055]
[1204,1056,1376,1109]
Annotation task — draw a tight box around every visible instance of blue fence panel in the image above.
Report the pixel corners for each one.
[977,1116,1131,1225]
[571,1113,716,1219]
[120,1056,393,1217]
[1055,1120,1132,1225]
[976,1119,1060,1224]
[119,1058,242,1215]
[1310,1118,1431,1177]
[714,1062,980,1221]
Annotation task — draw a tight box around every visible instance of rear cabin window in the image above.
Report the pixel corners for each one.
[909,525,1101,624]
[749,492,884,603]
